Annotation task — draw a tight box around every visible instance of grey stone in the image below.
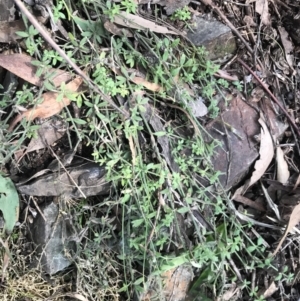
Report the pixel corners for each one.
[30,202,75,275]
[186,97,208,117]
[187,17,236,61]
[0,0,15,22]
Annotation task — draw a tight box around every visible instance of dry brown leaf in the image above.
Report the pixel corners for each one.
[256,0,270,26]
[26,119,67,153]
[140,264,193,300]
[246,117,274,189]
[104,20,133,37]
[111,66,162,92]
[243,15,257,27]
[249,87,265,102]
[233,194,266,212]
[276,146,290,184]
[273,202,300,255]
[113,12,179,35]
[278,26,295,72]
[8,77,82,132]
[132,76,162,92]
[0,53,72,87]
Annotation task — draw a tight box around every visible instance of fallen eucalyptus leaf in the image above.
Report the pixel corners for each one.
[276,146,290,184]
[0,53,72,87]
[113,12,179,35]
[278,26,295,72]
[0,174,19,233]
[273,202,300,256]
[246,117,274,190]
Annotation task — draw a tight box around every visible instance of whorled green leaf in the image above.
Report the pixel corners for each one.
[0,175,19,233]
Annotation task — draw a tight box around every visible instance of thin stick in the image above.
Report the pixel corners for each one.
[14,0,129,118]
[237,58,300,138]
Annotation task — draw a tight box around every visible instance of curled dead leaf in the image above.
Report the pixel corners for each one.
[243,15,257,27]
[104,20,133,37]
[233,193,266,212]
[249,87,265,102]
[245,117,274,191]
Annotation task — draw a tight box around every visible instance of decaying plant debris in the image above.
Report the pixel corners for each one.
[1,0,300,300]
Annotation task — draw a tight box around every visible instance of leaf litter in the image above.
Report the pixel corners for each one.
[0,0,299,299]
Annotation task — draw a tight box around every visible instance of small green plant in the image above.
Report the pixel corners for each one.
[104,1,121,20]
[121,0,137,13]
[16,25,41,56]
[171,6,192,21]
[52,0,66,21]
[42,49,63,66]
[232,80,244,91]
